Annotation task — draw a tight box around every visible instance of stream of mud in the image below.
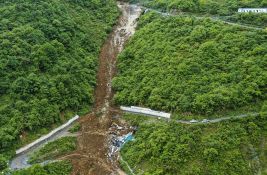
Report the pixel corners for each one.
[9,2,142,174]
[64,3,142,175]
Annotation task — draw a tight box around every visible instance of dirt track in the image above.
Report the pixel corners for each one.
[64,3,142,175]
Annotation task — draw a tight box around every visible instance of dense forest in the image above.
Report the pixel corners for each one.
[134,0,267,28]
[121,103,267,174]
[225,13,267,28]
[117,8,267,174]
[133,0,267,15]
[113,12,267,114]
[0,0,266,174]
[0,0,119,167]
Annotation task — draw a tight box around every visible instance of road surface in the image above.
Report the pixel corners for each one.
[175,113,259,124]
[10,125,77,170]
[144,8,264,31]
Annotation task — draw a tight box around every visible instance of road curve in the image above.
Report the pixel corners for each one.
[144,8,264,31]
[10,123,77,170]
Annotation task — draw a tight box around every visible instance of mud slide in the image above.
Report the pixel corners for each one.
[65,2,142,175]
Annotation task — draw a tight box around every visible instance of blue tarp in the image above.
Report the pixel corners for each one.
[118,133,134,148]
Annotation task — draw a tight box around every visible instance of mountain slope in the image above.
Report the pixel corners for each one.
[113,12,267,114]
[133,0,267,15]
[121,112,267,175]
[115,10,267,175]
[0,0,119,164]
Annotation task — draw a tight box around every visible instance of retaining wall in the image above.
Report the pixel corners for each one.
[16,115,79,155]
[120,106,171,119]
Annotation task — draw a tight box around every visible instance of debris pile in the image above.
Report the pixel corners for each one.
[107,123,136,163]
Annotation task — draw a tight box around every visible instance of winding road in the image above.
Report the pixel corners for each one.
[144,7,265,31]
[175,113,260,124]
[10,124,78,170]
[8,3,262,174]
[121,107,259,124]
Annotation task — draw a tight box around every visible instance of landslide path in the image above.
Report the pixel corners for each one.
[65,2,142,175]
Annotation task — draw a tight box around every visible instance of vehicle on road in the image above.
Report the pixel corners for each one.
[190,119,198,123]
[202,119,210,123]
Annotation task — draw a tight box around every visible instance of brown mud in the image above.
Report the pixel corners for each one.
[63,2,142,175]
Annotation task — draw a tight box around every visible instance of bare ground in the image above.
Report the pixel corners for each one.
[62,3,142,175]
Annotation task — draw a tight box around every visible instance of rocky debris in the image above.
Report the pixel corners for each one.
[63,3,142,174]
[107,122,136,164]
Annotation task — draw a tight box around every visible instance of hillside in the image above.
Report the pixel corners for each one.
[133,0,267,15]
[121,105,267,175]
[113,12,267,115]
[115,8,267,175]
[132,0,267,28]
[225,13,267,28]
[0,0,119,166]
[1,1,266,174]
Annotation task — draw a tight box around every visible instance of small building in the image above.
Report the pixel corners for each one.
[238,8,267,13]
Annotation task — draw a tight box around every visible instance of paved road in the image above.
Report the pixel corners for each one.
[175,113,259,124]
[143,8,264,31]
[10,126,78,170]
[122,108,259,125]
[210,16,264,30]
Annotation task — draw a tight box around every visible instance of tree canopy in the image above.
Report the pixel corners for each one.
[133,0,267,15]
[113,12,267,115]
[121,113,267,174]
[0,0,119,161]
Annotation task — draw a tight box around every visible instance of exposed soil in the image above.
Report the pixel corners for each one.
[63,2,142,175]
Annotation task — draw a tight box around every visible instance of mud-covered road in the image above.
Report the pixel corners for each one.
[65,3,142,175]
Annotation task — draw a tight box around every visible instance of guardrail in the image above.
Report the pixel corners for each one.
[16,115,79,155]
[120,106,171,119]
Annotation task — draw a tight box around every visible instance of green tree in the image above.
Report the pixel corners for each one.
[0,154,7,171]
